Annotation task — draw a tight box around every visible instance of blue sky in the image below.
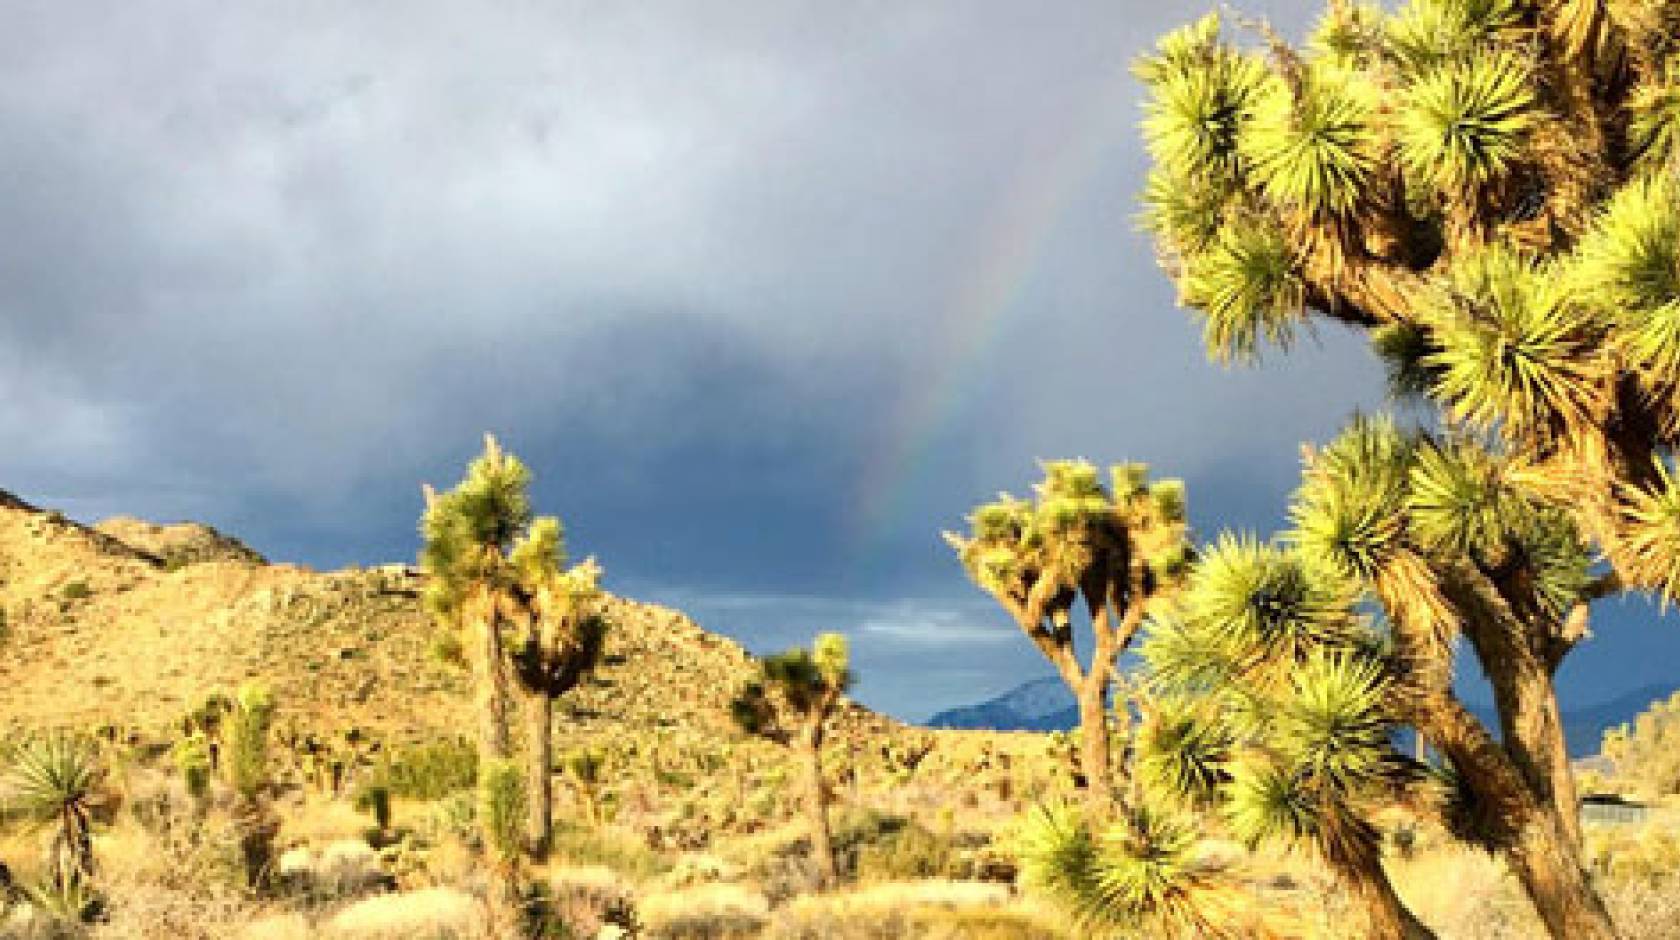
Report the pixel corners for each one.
[3,1,1676,721]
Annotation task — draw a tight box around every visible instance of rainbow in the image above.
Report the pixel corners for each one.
[849,60,1140,555]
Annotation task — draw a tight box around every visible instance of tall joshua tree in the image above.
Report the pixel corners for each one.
[509,516,609,857]
[421,435,533,763]
[945,460,1190,809]
[730,633,852,888]
[1132,5,1680,936]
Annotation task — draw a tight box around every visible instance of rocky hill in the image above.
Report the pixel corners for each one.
[0,489,903,750]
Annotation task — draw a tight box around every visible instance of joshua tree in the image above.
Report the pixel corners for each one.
[1131,4,1680,935]
[421,434,534,762]
[225,682,280,888]
[4,735,102,889]
[508,515,609,857]
[945,460,1190,809]
[730,632,853,888]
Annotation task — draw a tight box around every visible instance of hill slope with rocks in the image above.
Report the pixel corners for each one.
[0,489,905,751]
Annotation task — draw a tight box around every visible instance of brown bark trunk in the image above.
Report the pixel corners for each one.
[1076,675,1112,811]
[526,690,554,859]
[1324,829,1436,940]
[802,724,838,889]
[1407,686,1617,940]
[1456,577,1584,849]
[477,594,513,760]
[1506,811,1617,940]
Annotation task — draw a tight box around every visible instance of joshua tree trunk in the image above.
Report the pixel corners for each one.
[1505,811,1617,940]
[1323,829,1436,940]
[525,691,554,858]
[1075,673,1112,811]
[1455,575,1586,849]
[1492,656,1582,848]
[1408,685,1616,940]
[801,720,838,888]
[476,592,513,760]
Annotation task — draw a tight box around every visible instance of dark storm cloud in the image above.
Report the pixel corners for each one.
[5,1,1674,718]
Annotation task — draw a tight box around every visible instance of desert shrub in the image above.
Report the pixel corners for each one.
[59,581,90,601]
[639,884,766,939]
[378,737,476,801]
[1603,691,1680,797]
[851,818,965,882]
[549,820,669,880]
[320,886,484,938]
[1585,823,1680,885]
[530,871,642,939]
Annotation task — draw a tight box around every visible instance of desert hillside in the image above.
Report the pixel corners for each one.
[0,489,905,750]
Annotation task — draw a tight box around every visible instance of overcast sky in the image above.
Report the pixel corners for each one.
[5,1,1677,721]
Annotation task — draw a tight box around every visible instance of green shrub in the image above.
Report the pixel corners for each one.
[549,820,669,879]
[60,580,91,601]
[378,737,477,800]
[478,759,525,861]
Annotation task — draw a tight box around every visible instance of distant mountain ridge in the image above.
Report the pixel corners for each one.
[926,676,1079,733]
[928,675,1679,757]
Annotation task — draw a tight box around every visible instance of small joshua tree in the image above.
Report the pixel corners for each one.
[226,682,279,888]
[730,633,852,888]
[508,516,609,857]
[562,747,609,826]
[945,460,1190,809]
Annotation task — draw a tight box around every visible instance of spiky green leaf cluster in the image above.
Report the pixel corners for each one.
[1186,535,1358,669]
[1137,14,1266,180]
[1384,0,1524,76]
[4,735,101,824]
[1308,3,1387,67]
[420,435,534,621]
[1619,458,1680,602]
[1397,52,1535,195]
[1183,219,1306,363]
[1290,415,1415,581]
[1240,65,1381,217]
[1574,174,1680,401]
[1421,247,1604,445]
[1137,697,1234,805]
[1015,801,1231,937]
[1628,76,1680,174]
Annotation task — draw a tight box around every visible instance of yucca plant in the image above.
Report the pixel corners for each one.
[4,735,102,889]
[1131,3,1680,935]
[945,461,1190,810]
[730,633,852,888]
